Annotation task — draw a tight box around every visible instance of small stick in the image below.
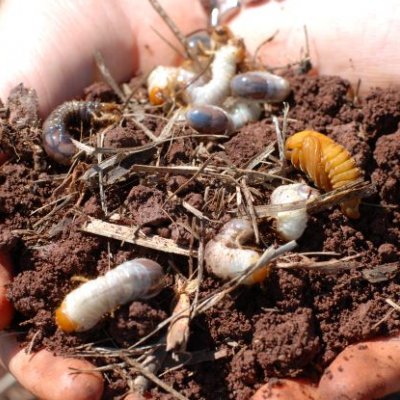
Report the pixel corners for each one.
[240,177,260,244]
[272,104,289,170]
[133,339,167,393]
[192,220,205,316]
[81,218,197,257]
[122,355,188,400]
[164,155,215,206]
[385,298,400,313]
[94,51,126,102]
[148,0,190,59]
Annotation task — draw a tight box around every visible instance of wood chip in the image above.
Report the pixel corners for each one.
[81,219,197,257]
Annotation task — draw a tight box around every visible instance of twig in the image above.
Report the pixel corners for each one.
[275,253,363,273]
[129,115,158,142]
[192,220,205,316]
[133,338,167,393]
[240,177,260,243]
[122,355,188,400]
[252,29,279,65]
[164,154,216,205]
[245,141,276,170]
[94,51,126,102]
[148,0,190,59]
[272,103,290,170]
[81,218,197,257]
[385,298,400,313]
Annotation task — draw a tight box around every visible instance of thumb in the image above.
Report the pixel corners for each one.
[0,0,206,116]
[229,0,400,95]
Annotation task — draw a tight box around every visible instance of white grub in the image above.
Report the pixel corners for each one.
[230,71,291,102]
[147,65,207,106]
[205,219,268,285]
[187,43,243,106]
[56,258,164,332]
[147,66,179,105]
[226,98,262,130]
[186,99,262,135]
[270,183,319,241]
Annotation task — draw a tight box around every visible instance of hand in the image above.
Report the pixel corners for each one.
[0,1,399,399]
[0,1,206,399]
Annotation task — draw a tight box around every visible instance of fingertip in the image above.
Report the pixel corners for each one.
[252,378,319,400]
[0,250,14,329]
[8,346,104,400]
[319,338,400,400]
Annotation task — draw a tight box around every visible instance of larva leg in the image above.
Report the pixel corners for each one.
[340,198,361,219]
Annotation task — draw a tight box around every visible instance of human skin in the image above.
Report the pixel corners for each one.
[0,0,400,399]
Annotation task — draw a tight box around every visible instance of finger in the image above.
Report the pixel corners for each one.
[0,0,206,116]
[0,334,103,400]
[0,250,13,330]
[252,378,319,400]
[319,337,400,400]
[229,0,400,95]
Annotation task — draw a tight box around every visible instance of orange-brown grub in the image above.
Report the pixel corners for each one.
[285,130,362,218]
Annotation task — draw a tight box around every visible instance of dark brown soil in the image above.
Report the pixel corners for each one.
[1,71,400,399]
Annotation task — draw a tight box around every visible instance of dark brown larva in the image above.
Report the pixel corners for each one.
[285,130,362,219]
[42,100,120,165]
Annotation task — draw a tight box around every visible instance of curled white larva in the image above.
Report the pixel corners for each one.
[230,71,291,102]
[147,66,206,106]
[186,99,262,135]
[147,66,179,106]
[56,258,164,332]
[225,99,262,130]
[204,219,270,285]
[187,43,243,106]
[270,183,319,241]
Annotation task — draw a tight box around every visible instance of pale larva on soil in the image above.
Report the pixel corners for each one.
[147,65,207,106]
[204,219,270,285]
[186,99,262,135]
[56,258,164,332]
[270,183,319,241]
[187,43,244,106]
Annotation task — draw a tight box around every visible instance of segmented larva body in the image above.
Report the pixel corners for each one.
[204,219,270,285]
[185,99,262,135]
[270,183,319,241]
[230,71,291,102]
[56,258,164,332]
[147,66,206,106]
[42,100,120,165]
[285,130,362,218]
[187,43,244,106]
